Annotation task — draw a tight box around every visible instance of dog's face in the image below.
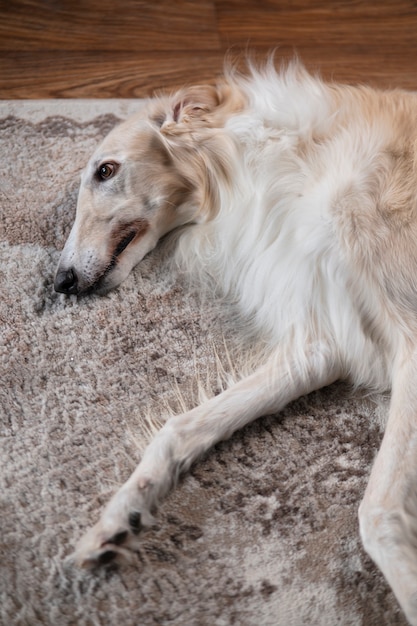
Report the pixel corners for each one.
[54,83,244,296]
[54,114,197,295]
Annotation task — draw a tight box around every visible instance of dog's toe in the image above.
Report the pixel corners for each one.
[110,529,130,545]
[77,545,121,569]
[128,511,142,535]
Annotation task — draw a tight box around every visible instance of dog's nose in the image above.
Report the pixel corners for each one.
[54,267,79,294]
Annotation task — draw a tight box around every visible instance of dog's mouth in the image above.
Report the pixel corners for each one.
[88,218,150,294]
[114,230,137,258]
[110,218,150,263]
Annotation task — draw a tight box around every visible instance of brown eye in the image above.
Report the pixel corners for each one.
[97,162,117,181]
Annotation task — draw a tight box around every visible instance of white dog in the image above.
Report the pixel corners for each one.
[55,60,417,624]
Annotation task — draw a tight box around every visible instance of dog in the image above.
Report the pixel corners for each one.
[55,60,417,625]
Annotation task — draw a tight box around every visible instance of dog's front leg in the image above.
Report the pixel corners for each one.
[359,349,417,625]
[74,341,339,568]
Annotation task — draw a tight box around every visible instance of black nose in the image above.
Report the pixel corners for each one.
[54,268,79,294]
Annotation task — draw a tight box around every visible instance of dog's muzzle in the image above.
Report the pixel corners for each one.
[54,267,79,295]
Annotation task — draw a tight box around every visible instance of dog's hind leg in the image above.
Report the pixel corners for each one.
[74,340,340,568]
[359,347,417,626]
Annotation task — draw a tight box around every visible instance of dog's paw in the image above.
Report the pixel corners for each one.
[74,481,156,568]
[74,509,145,568]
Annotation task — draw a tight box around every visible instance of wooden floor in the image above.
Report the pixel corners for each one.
[2,1,417,98]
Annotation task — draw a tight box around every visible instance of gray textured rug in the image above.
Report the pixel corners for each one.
[0,100,408,625]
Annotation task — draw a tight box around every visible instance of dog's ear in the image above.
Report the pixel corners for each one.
[158,83,244,134]
[170,85,221,124]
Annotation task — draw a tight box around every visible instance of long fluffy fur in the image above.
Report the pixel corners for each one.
[169,62,411,389]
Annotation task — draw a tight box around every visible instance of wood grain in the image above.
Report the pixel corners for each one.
[2,0,417,98]
[0,51,226,98]
[0,0,220,50]
[216,1,417,46]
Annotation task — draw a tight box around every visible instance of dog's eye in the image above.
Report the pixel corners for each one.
[96,162,118,181]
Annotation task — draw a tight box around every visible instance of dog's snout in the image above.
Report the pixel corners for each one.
[54,267,79,295]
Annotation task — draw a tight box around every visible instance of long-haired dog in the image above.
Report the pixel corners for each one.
[55,60,417,624]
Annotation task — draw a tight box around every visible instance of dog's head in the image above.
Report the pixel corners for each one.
[54,82,244,295]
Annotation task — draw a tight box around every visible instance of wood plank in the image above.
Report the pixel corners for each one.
[0,0,220,51]
[0,52,226,99]
[216,0,417,47]
[2,45,417,100]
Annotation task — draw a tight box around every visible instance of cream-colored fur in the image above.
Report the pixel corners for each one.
[55,61,417,625]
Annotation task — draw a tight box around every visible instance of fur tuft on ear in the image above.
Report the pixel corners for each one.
[160,83,245,135]
[171,85,221,123]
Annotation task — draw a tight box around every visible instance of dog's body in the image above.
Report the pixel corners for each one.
[55,61,417,624]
